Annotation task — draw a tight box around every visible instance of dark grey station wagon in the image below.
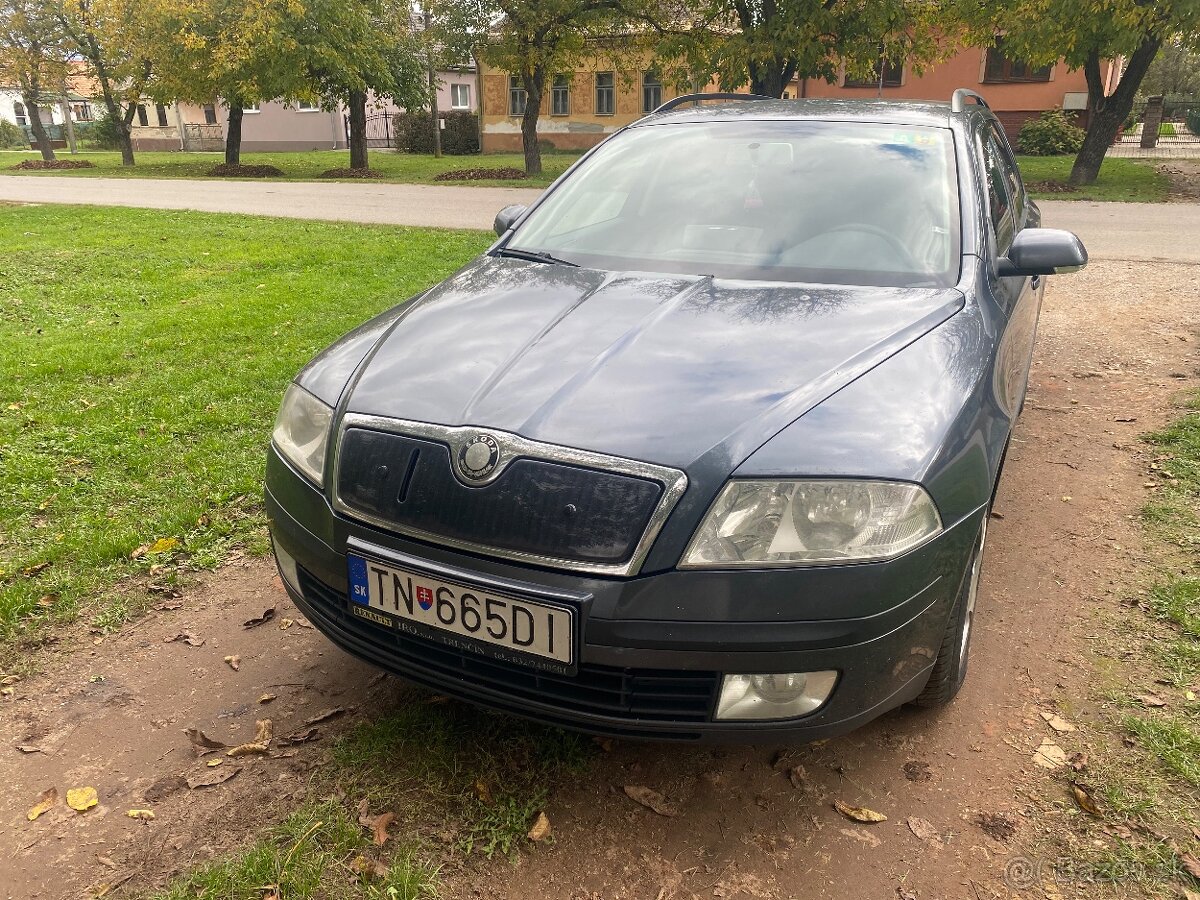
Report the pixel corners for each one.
[266,90,1087,741]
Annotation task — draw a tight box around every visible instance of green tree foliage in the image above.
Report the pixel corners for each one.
[0,0,70,161]
[428,0,635,175]
[58,0,153,166]
[660,0,950,100]
[0,118,26,148]
[1143,38,1200,97]
[952,0,1200,185]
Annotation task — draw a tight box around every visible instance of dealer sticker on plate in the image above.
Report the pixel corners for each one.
[347,554,575,667]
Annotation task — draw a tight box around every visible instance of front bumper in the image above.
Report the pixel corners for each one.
[267,446,981,742]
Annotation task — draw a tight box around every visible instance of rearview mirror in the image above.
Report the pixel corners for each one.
[999,228,1088,277]
[494,204,527,237]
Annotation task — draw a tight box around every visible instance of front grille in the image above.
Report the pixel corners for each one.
[336,428,663,566]
[297,567,718,723]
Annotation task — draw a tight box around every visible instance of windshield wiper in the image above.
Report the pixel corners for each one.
[493,247,579,267]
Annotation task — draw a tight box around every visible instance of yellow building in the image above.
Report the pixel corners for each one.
[478,52,705,152]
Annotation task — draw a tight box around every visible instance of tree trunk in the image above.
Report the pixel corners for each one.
[1069,35,1162,185]
[225,105,243,165]
[348,90,368,170]
[748,57,795,98]
[25,97,56,161]
[117,102,136,166]
[520,71,544,176]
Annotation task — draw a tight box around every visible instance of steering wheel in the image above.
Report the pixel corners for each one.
[822,223,922,272]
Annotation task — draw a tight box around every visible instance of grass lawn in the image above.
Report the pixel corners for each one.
[0,148,580,188]
[1017,155,1170,202]
[0,204,491,656]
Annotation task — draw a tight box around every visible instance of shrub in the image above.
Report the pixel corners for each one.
[1186,107,1200,137]
[84,111,123,150]
[1018,108,1086,156]
[395,110,479,155]
[0,119,26,149]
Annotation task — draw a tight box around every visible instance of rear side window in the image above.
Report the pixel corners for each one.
[979,131,1015,251]
[988,122,1026,224]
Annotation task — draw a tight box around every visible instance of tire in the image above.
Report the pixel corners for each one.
[913,513,988,709]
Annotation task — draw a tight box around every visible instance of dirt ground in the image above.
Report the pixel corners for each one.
[1161,160,1200,202]
[1,253,1197,900]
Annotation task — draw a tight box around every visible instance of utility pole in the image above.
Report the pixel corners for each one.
[424,8,441,158]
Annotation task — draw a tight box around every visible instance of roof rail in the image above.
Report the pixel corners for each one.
[951,88,989,113]
[651,92,774,115]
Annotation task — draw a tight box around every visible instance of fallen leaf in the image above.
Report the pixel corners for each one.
[254,719,273,743]
[164,631,204,647]
[22,561,51,577]
[473,779,493,804]
[907,816,941,844]
[1033,738,1068,769]
[787,765,808,790]
[304,707,347,726]
[224,655,240,671]
[27,787,57,821]
[16,744,43,754]
[279,618,294,630]
[242,607,277,628]
[1070,782,1102,818]
[591,735,614,753]
[206,758,223,767]
[258,693,277,704]
[147,537,180,554]
[527,811,551,842]
[839,826,881,849]
[1069,751,1088,772]
[187,766,241,789]
[366,811,394,846]
[1179,852,1200,881]
[295,618,313,629]
[66,786,98,812]
[1137,694,1168,707]
[281,727,318,745]
[833,799,887,823]
[349,854,389,879]
[184,728,227,751]
[1040,711,1076,733]
[0,674,21,686]
[227,741,269,757]
[623,785,678,817]
[126,809,155,820]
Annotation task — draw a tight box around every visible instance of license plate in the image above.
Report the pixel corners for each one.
[346,554,575,668]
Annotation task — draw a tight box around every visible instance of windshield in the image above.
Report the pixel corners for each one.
[507,120,960,288]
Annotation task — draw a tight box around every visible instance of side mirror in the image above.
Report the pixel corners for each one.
[493,204,527,237]
[998,228,1088,277]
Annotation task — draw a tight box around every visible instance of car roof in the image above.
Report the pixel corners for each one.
[634,98,979,130]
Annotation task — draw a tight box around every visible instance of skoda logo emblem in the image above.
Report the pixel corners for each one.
[459,433,500,481]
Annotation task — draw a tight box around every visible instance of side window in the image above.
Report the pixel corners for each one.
[988,122,1026,225]
[979,131,1015,252]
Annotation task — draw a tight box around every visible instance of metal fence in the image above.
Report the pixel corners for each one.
[345,113,397,149]
[1108,97,1200,158]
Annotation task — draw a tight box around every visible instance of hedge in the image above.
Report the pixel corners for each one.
[395,111,479,155]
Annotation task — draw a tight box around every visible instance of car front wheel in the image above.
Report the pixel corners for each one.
[913,513,987,708]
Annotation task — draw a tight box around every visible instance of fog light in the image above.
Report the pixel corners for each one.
[715,671,838,721]
[272,540,300,592]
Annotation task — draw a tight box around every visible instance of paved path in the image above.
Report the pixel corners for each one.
[2,176,1197,262]
[0,175,543,230]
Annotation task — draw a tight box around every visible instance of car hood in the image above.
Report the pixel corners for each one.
[344,257,963,473]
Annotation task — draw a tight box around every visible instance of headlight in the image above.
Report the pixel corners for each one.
[681,479,942,568]
[272,383,333,486]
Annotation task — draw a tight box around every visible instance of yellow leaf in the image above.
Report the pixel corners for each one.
[66,786,98,812]
[27,787,57,821]
[527,811,551,842]
[1071,783,1103,818]
[147,537,180,554]
[126,809,155,820]
[833,799,887,823]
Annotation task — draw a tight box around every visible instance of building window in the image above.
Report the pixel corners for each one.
[642,71,662,113]
[508,75,527,116]
[450,84,470,110]
[13,101,27,126]
[983,38,1052,83]
[71,102,92,121]
[296,100,319,111]
[155,104,169,126]
[551,75,570,116]
[136,104,148,126]
[202,104,217,125]
[595,72,614,115]
[242,102,260,113]
[845,55,904,88]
